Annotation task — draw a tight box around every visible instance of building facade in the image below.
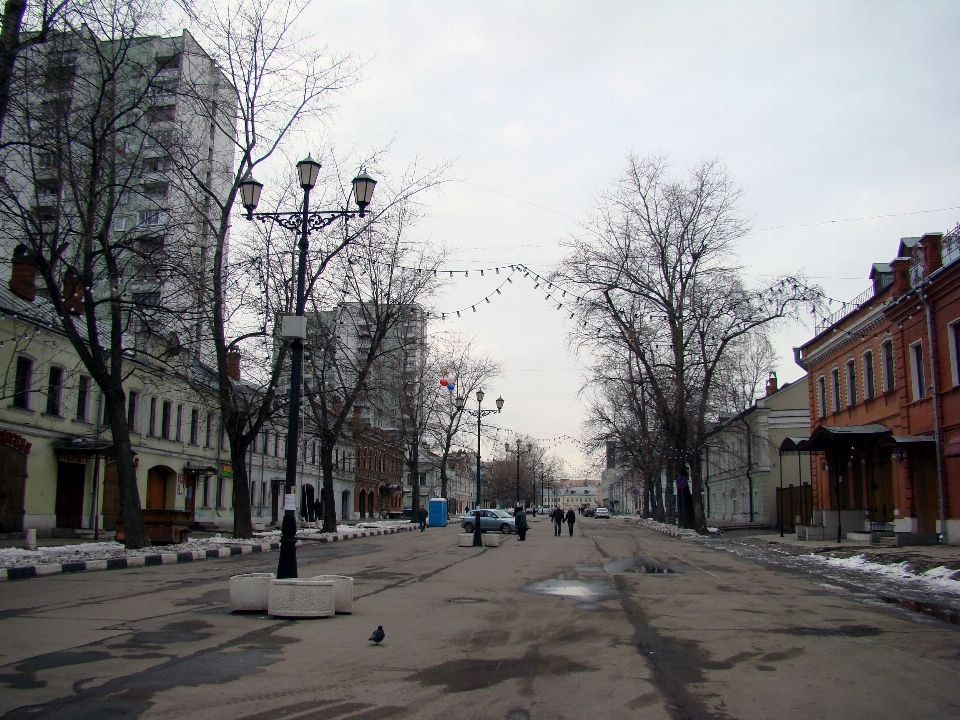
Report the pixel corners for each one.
[795,229,960,544]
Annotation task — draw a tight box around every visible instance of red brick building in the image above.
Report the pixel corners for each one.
[352,424,404,519]
[795,228,960,545]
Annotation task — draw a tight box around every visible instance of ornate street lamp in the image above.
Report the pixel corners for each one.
[456,389,503,546]
[240,156,376,579]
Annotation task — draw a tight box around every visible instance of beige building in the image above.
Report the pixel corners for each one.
[704,374,811,527]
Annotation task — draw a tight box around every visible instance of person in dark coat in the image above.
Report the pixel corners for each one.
[514,506,528,541]
[417,505,428,531]
[552,506,563,536]
[565,508,576,536]
[313,499,323,529]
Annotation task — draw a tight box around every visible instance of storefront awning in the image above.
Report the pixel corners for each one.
[883,435,935,445]
[779,436,810,452]
[807,424,891,451]
[53,439,116,454]
[183,463,217,473]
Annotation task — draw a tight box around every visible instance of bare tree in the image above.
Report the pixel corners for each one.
[303,216,442,533]
[0,1,204,548]
[424,332,501,502]
[557,153,822,532]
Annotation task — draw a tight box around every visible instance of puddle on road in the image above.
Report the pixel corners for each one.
[882,597,960,626]
[522,575,618,605]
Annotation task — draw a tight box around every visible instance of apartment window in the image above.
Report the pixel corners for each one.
[175,404,183,442]
[190,408,199,444]
[311,443,316,465]
[881,340,895,392]
[205,412,214,447]
[817,376,827,418]
[148,397,158,435]
[263,431,270,456]
[910,341,927,400]
[950,320,960,387]
[161,400,172,439]
[76,376,90,421]
[831,368,841,412]
[274,435,279,457]
[863,351,875,400]
[127,391,139,430]
[13,357,33,409]
[846,360,857,406]
[45,366,63,416]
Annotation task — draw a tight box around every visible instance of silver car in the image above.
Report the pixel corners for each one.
[461,509,516,534]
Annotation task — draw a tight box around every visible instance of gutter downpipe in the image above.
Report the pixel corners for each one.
[741,416,753,523]
[919,286,948,542]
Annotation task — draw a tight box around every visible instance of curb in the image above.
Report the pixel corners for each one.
[1,526,415,582]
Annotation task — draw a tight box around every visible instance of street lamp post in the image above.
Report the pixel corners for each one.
[239,157,376,579]
[505,439,532,507]
[455,389,503,547]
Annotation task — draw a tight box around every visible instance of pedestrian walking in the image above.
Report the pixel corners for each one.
[417,505,428,532]
[313,499,323,529]
[515,505,528,541]
[565,508,576,537]
[552,506,563,537]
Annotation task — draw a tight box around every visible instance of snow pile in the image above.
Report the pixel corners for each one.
[807,553,960,594]
[631,517,701,539]
[254,519,411,542]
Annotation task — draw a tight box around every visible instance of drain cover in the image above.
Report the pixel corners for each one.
[445,597,487,604]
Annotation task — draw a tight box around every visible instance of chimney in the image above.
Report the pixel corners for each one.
[890,256,911,296]
[766,371,778,396]
[920,232,943,277]
[9,245,37,301]
[62,274,84,315]
[226,349,241,380]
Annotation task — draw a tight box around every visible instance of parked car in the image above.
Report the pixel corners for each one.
[583,507,596,517]
[594,507,611,518]
[461,509,516,534]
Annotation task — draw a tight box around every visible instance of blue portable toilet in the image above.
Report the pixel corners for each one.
[428,498,448,527]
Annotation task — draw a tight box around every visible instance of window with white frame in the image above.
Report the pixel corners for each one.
[831,368,841,412]
[863,350,876,400]
[910,340,926,400]
[881,340,895,392]
[817,376,827,417]
[126,390,138,431]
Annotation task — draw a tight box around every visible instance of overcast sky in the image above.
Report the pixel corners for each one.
[297,0,960,476]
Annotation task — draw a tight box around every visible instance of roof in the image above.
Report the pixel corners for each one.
[898,237,920,256]
[869,263,892,278]
[779,436,810,452]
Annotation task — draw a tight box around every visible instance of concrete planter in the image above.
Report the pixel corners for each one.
[268,579,336,618]
[309,575,354,613]
[229,572,275,612]
[457,533,475,547]
[482,533,502,547]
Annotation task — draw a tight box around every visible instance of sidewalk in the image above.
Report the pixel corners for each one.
[1,521,416,582]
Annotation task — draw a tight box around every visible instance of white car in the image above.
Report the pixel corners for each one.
[594,507,611,518]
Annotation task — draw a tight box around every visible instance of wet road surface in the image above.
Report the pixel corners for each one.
[0,518,957,719]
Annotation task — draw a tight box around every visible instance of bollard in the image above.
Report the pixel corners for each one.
[25,528,37,550]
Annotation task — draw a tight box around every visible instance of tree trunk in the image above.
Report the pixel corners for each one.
[103,390,150,549]
[230,434,253,538]
[0,0,26,140]
[408,442,420,523]
[320,442,337,533]
[691,452,708,534]
[654,476,664,522]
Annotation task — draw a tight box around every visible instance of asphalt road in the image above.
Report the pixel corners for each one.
[0,518,958,720]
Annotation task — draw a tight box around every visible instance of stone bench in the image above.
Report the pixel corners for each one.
[268,579,336,618]
[308,575,353,614]
[230,572,275,612]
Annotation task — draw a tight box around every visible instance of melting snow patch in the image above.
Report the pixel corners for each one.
[806,554,960,594]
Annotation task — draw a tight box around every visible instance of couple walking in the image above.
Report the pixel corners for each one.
[551,506,576,537]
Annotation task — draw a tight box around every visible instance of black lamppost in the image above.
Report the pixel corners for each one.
[455,389,503,546]
[505,439,532,506]
[239,157,376,579]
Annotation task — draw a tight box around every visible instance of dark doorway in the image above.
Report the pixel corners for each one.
[912,453,939,534]
[0,445,27,532]
[55,461,86,528]
[146,467,168,510]
[302,484,315,521]
[270,479,281,524]
[101,461,121,530]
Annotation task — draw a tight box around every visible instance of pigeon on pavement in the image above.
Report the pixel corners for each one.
[369,626,385,645]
